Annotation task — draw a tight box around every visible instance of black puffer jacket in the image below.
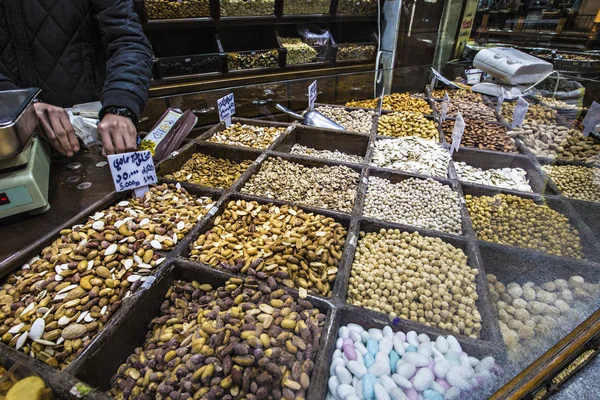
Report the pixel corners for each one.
[0,0,153,120]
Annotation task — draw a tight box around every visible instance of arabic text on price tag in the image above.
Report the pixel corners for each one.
[217,93,235,127]
[107,151,157,196]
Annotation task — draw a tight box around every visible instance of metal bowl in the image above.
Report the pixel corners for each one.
[0,88,40,160]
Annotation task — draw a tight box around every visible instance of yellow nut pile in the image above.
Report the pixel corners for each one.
[345,98,378,109]
[164,153,253,189]
[377,112,439,140]
[543,165,600,202]
[382,93,432,113]
[189,200,347,296]
[347,229,482,338]
[207,123,286,149]
[466,193,584,259]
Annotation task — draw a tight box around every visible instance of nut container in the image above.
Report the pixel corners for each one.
[218,26,283,72]
[145,0,211,19]
[331,22,378,63]
[276,26,332,67]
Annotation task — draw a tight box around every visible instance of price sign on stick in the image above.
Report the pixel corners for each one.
[582,101,600,137]
[441,92,450,121]
[512,97,529,129]
[308,81,317,110]
[108,151,157,197]
[217,93,235,127]
[450,112,465,156]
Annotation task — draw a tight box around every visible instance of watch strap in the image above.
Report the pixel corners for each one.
[99,106,139,126]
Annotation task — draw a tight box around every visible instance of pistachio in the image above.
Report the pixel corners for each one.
[164,152,253,189]
[207,123,285,149]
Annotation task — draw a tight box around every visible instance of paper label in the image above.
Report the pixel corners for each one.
[308,81,317,110]
[512,97,530,129]
[145,109,182,144]
[217,93,235,127]
[107,151,157,193]
[441,92,450,121]
[450,112,465,155]
[582,101,600,137]
[69,383,92,398]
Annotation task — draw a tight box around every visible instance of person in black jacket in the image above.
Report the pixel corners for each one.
[0,0,153,156]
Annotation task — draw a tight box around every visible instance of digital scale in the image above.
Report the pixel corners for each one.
[0,88,51,218]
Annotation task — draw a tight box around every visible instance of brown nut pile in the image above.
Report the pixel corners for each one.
[466,193,584,259]
[436,99,496,121]
[241,157,359,213]
[382,93,432,114]
[543,165,600,202]
[207,123,286,149]
[315,105,375,134]
[189,200,347,297]
[0,184,213,369]
[488,274,600,361]
[431,89,484,102]
[501,102,557,125]
[510,124,600,164]
[377,112,439,140]
[443,119,518,153]
[347,229,481,338]
[534,96,580,110]
[146,0,210,19]
[108,275,325,399]
[164,153,253,189]
[345,98,378,109]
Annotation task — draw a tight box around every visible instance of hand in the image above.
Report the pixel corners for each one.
[34,102,80,157]
[97,113,137,155]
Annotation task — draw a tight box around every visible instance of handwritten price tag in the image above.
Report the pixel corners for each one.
[512,97,529,129]
[308,81,317,110]
[582,101,600,137]
[107,151,157,197]
[450,112,465,155]
[217,93,235,127]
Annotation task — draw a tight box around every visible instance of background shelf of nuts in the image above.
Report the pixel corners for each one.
[1,87,600,399]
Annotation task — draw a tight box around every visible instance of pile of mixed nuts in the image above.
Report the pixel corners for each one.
[0,184,213,369]
[443,120,518,153]
[241,157,359,213]
[290,144,363,164]
[109,275,325,399]
[207,123,286,149]
[371,137,450,178]
[164,153,253,189]
[543,165,600,202]
[377,112,439,141]
[454,162,533,192]
[189,200,347,296]
[315,105,375,134]
[500,102,557,125]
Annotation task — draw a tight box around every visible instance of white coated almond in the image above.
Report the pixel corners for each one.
[151,240,162,250]
[105,244,118,255]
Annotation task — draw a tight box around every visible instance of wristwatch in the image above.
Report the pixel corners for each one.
[99,106,138,126]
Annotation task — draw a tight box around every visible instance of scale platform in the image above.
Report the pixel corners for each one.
[0,137,50,218]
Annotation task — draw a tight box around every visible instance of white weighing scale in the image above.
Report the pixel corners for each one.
[471,48,554,98]
[0,88,51,218]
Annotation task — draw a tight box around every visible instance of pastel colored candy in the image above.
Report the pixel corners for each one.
[418,333,431,343]
[475,356,496,373]
[344,343,358,360]
[435,379,450,390]
[405,346,417,353]
[383,326,394,338]
[338,384,356,399]
[336,337,344,350]
[362,373,377,400]
[365,353,375,368]
[406,331,419,347]
[418,343,432,358]
[446,366,474,391]
[328,376,340,398]
[348,360,367,379]
[350,329,363,343]
[348,323,364,333]
[423,389,444,400]
[433,359,449,380]
[446,335,462,352]
[336,366,353,385]
[355,342,368,355]
[405,388,419,400]
[379,337,393,355]
[330,357,345,376]
[389,351,400,373]
[379,375,397,391]
[403,352,429,367]
[376,352,389,364]
[394,331,406,342]
[368,361,391,377]
[435,336,449,353]
[392,373,413,389]
[388,387,407,400]
[360,331,370,343]
[333,349,343,359]
[397,362,417,379]
[339,326,350,339]
[444,386,461,400]
[369,328,383,341]
[393,335,406,355]
[374,383,391,400]
[412,367,434,392]
[367,339,379,355]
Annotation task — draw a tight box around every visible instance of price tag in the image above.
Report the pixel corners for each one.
[430,74,437,91]
[582,101,600,137]
[441,92,450,121]
[512,97,530,129]
[107,150,157,197]
[430,67,460,89]
[217,93,235,127]
[450,112,465,155]
[496,88,505,113]
[308,80,317,110]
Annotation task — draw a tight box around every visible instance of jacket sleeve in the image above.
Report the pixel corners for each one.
[93,0,153,121]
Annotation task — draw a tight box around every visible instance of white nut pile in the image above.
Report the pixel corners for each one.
[327,324,497,400]
[348,229,482,338]
[364,176,462,234]
[454,162,533,192]
[488,274,600,361]
[371,138,450,178]
[316,105,376,134]
[290,144,363,164]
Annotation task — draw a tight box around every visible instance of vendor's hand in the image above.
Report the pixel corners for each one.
[34,102,80,157]
[98,114,137,155]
